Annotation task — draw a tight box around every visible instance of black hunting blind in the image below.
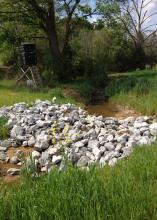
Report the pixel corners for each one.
[17,43,41,88]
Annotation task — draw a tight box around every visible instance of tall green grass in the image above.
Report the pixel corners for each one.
[0,117,9,139]
[107,70,157,114]
[1,145,157,219]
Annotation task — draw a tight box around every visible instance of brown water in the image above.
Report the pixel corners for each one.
[86,102,140,119]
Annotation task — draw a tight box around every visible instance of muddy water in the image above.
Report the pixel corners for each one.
[86,102,140,119]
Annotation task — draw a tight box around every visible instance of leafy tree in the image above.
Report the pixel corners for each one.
[97,0,157,68]
[0,0,95,79]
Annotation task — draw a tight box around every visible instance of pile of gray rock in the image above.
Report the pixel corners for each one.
[0,100,157,175]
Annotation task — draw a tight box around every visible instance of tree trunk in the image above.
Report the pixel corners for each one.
[47,29,64,80]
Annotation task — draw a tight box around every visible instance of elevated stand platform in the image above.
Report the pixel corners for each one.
[16,66,42,88]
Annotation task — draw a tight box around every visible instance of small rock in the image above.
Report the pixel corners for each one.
[32,151,41,159]
[10,156,19,164]
[121,147,133,158]
[106,134,114,142]
[74,141,84,148]
[108,158,117,166]
[52,155,62,164]
[39,151,50,167]
[28,136,36,146]
[22,141,28,147]
[88,140,99,149]
[0,152,6,161]
[47,147,58,156]
[150,123,157,136]
[92,147,102,160]
[77,156,90,167]
[7,168,20,176]
[105,142,115,151]
[0,147,7,151]
[138,136,151,146]
[99,157,106,167]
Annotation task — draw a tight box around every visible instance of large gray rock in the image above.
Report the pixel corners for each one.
[1,140,11,149]
[92,147,102,160]
[10,125,24,138]
[39,151,50,167]
[34,134,50,151]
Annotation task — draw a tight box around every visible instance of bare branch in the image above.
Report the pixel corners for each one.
[142,12,157,24]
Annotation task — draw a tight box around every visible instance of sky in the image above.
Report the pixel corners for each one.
[88,0,157,28]
[143,0,157,25]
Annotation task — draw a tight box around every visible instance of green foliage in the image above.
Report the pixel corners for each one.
[74,81,95,101]
[0,117,9,140]
[1,145,157,219]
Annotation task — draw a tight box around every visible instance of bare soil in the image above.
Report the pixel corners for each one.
[86,102,141,119]
[0,147,33,183]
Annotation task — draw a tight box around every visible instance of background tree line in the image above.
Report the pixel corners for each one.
[0,0,157,86]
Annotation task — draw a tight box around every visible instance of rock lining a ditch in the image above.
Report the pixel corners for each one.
[0,100,157,175]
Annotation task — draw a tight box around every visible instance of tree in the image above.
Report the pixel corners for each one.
[119,0,157,49]
[0,0,95,79]
[97,0,157,68]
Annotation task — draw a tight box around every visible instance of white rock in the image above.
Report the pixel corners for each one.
[52,155,62,164]
[134,122,148,128]
[10,156,19,164]
[28,136,36,146]
[47,147,58,156]
[138,136,151,146]
[7,168,20,176]
[99,157,106,167]
[106,134,114,142]
[108,158,117,166]
[74,141,84,148]
[92,147,102,160]
[10,126,24,138]
[88,140,99,149]
[150,123,157,136]
[32,151,41,159]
